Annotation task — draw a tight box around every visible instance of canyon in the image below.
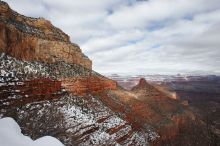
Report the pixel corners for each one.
[0,1,218,146]
[108,74,220,145]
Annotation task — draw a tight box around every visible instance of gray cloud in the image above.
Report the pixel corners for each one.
[4,0,220,75]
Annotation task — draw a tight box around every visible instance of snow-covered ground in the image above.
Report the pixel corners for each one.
[0,93,155,146]
[0,117,65,146]
[0,53,91,82]
[60,95,148,146]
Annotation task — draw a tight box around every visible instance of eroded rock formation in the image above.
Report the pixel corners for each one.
[0,1,92,69]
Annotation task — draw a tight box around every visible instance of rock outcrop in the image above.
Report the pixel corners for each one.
[0,1,92,69]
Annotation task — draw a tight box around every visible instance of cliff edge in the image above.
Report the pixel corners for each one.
[0,1,92,69]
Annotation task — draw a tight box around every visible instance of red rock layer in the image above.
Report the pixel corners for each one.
[0,78,62,108]
[24,79,61,95]
[62,75,117,96]
[0,1,92,69]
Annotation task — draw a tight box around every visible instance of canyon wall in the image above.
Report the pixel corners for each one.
[0,1,92,69]
[0,77,63,108]
[0,1,117,108]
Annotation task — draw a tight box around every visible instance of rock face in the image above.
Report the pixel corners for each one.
[0,78,63,108]
[0,53,116,107]
[0,1,92,69]
[132,78,149,89]
[62,76,117,96]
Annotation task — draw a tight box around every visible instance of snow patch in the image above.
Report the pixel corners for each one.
[0,117,65,146]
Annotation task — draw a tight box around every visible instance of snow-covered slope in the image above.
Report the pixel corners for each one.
[0,53,157,145]
[1,93,153,146]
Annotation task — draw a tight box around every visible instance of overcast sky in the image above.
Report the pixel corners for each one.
[5,0,220,75]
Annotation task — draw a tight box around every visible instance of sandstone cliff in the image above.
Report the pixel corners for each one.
[0,1,92,69]
[0,0,118,98]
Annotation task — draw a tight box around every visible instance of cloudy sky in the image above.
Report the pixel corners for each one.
[5,0,220,75]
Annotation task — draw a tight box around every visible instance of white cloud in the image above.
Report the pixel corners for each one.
[106,0,220,30]
[82,29,144,54]
[4,0,220,75]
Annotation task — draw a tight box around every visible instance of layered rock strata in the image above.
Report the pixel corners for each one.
[0,1,92,69]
